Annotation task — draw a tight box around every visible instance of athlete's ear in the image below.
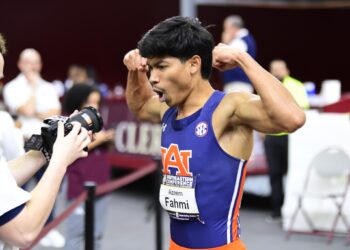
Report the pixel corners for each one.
[189,55,201,75]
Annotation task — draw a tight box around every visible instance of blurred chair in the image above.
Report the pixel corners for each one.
[287,147,350,243]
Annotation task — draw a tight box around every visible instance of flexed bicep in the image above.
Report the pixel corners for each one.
[234,95,290,134]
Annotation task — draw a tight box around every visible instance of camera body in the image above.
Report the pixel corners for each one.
[25,106,103,161]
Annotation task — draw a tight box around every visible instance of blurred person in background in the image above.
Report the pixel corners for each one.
[63,84,114,250]
[123,16,305,250]
[64,64,89,90]
[264,59,309,222]
[221,15,257,93]
[85,65,111,97]
[269,60,309,110]
[3,48,61,140]
[52,64,88,98]
[0,33,92,250]
[64,64,110,97]
[50,64,91,98]
[2,48,65,247]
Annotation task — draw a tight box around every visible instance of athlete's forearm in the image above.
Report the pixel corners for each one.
[125,70,155,119]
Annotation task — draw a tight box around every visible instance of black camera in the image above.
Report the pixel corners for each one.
[25,106,104,161]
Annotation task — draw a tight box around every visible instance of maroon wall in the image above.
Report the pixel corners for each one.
[1,2,349,92]
[198,5,350,92]
[0,0,179,86]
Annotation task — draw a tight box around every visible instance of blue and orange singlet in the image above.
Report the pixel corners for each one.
[160,91,247,249]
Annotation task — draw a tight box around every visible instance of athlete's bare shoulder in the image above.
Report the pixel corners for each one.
[212,92,255,159]
[213,91,258,128]
[220,91,255,108]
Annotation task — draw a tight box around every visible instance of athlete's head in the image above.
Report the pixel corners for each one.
[138,16,214,80]
[0,33,6,80]
[137,16,215,107]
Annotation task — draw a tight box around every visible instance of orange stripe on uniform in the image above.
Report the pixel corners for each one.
[169,239,246,250]
[231,164,247,241]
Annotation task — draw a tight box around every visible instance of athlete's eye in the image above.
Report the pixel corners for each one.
[158,65,167,70]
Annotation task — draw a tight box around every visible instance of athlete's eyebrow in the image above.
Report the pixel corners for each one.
[148,59,166,68]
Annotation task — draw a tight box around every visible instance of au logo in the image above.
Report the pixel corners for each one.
[161,144,192,176]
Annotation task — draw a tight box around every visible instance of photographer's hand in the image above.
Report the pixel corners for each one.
[50,122,91,167]
[0,122,91,247]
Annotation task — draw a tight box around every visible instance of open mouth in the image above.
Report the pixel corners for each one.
[153,88,165,102]
[153,89,163,98]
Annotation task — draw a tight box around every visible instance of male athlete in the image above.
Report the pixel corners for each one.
[123,16,305,250]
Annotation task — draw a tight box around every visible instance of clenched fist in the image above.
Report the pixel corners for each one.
[212,43,243,71]
[123,49,148,72]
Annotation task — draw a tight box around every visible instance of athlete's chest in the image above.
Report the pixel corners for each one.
[161,120,214,176]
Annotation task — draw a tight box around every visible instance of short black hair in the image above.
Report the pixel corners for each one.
[138,16,215,79]
[0,33,6,55]
[63,84,101,115]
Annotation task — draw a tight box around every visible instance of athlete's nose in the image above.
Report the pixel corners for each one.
[149,71,160,86]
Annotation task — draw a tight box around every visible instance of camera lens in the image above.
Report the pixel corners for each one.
[69,106,104,132]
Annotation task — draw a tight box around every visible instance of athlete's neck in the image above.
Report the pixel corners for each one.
[176,80,214,119]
